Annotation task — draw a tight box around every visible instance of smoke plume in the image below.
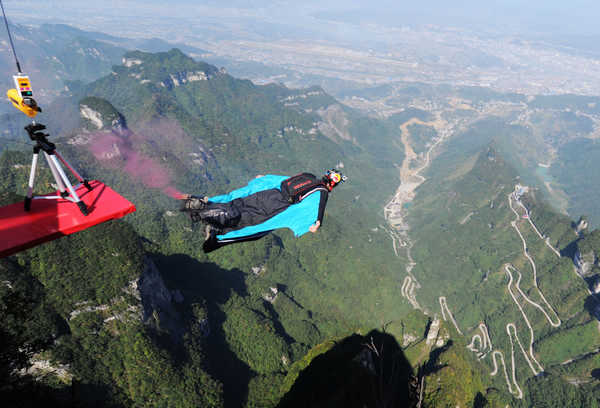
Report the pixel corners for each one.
[87,127,184,199]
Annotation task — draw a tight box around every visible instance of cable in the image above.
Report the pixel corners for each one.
[0,0,21,73]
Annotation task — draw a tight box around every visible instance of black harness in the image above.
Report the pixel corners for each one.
[280,173,329,204]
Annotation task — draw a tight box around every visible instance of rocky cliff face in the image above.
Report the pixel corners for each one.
[574,230,600,274]
[72,95,215,175]
[576,217,589,235]
[160,71,210,88]
[316,104,354,143]
[575,248,597,276]
[132,258,184,337]
[68,257,184,339]
[79,96,127,131]
[573,234,600,295]
[120,49,222,90]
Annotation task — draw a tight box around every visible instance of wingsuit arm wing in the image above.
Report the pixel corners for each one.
[208,175,289,203]
[316,190,328,226]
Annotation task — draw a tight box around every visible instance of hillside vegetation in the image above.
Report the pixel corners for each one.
[3,45,600,407]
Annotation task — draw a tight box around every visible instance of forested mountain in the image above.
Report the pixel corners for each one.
[2,44,600,408]
[0,49,438,407]
[0,23,211,142]
[0,24,123,108]
[341,81,600,228]
[0,23,210,109]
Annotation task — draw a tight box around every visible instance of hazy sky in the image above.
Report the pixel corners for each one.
[3,0,600,38]
[149,1,600,35]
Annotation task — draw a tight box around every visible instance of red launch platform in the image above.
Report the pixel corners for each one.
[0,180,136,258]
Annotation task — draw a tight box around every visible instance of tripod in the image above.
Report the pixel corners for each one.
[24,122,92,216]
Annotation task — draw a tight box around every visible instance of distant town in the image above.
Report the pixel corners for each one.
[7,4,600,100]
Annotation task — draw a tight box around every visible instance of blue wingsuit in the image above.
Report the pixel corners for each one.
[202,175,327,252]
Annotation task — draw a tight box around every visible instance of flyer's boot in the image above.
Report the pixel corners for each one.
[190,207,241,229]
[180,195,209,212]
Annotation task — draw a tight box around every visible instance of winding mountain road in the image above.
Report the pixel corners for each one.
[467,323,493,359]
[491,350,522,399]
[508,192,561,327]
[383,119,568,400]
[504,267,545,375]
[470,188,565,399]
[483,188,567,398]
[401,275,421,309]
[439,296,463,335]
[515,199,561,258]
[505,324,526,400]
[383,113,456,311]
[479,323,492,352]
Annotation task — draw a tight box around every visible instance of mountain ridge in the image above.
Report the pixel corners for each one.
[2,43,600,407]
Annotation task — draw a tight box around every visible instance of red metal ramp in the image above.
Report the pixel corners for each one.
[0,180,136,258]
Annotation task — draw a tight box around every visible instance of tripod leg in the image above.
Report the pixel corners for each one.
[44,152,68,197]
[25,151,39,211]
[54,151,92,191]
[47,154,88,216]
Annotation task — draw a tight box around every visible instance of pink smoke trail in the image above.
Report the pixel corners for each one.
[88,131,183,198]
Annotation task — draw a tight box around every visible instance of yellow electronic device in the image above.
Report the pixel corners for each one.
[7,74,41,118]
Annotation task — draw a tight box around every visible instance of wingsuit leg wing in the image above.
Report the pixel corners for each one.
[203,230,272,253]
